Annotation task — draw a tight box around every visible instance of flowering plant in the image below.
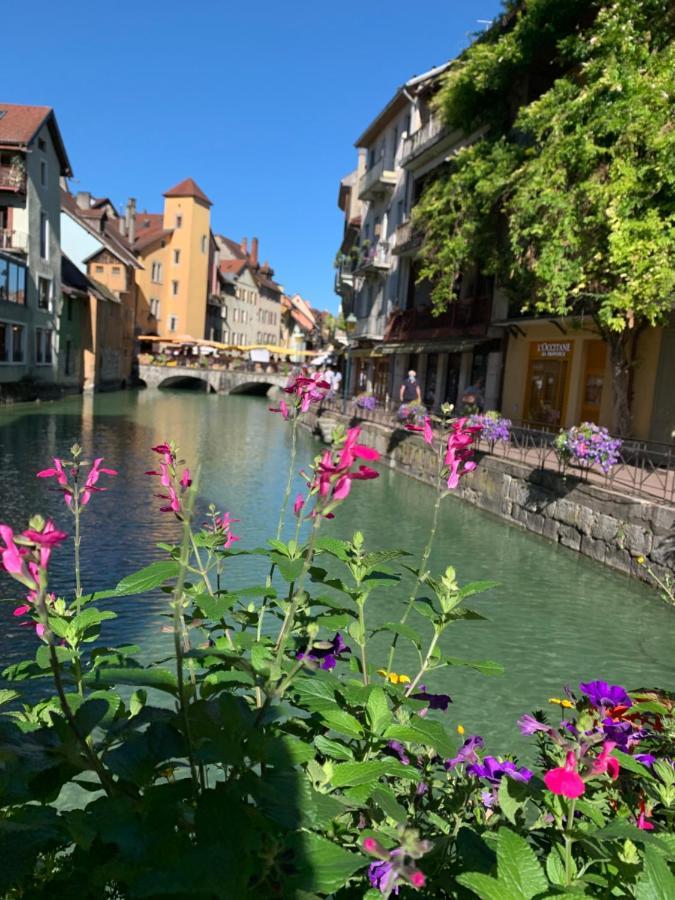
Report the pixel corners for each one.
[0,414,672,896]
[555,421,623,473]
[355,392,378,411]
[469,410,511,448]
[398,401,426,425]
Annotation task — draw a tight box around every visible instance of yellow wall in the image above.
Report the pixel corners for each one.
[162,195,211,339]
[501,320,663,438]
[136,243,168,334]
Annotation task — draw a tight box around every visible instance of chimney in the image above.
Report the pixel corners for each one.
[76,191,92,210]
[240,237,248,255]
[118,215,127,238]
[125,198,137,245]
[251,237,259,266]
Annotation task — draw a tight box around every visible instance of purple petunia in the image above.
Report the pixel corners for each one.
[296,632,350,670]
[634,753,656,767]
[467,756,533,785]
[445,735,484,770]
[410,685,452,712]
[385,740,410,766]
[517,714,553,736]
[368,860,399,895]
[579,681,632,710]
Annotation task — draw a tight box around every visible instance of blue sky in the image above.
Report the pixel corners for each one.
[4,0,503,312]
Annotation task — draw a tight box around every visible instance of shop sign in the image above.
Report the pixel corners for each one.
[536,341,572,358]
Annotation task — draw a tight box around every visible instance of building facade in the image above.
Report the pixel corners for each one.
[134,178,212,340]
[0,103,72,396]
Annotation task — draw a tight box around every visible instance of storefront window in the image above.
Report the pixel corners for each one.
[524,341,573,428]
[424,353,438,406]
[444,353,461,407]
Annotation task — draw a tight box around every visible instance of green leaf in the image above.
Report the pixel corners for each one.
[0,689,19,706]
[293,673,339,714]
[366,687,391,736]
[545,848,566,887]
[314,537,351,560]
[90,560,180,600]
[285,832,366,894]
[270,553,305,582]
[575,797,606,828]
[317,613,355,630]
[388,719,457,759]
[70,608,117,636]
[458,580,499,599]
[86,666,178,696]
[73,691,121,736]
[497,777,527,826]
[331,760,420,787]
[457,872,520,900]
[314,735,355,761]
[496,827,548,899]
[320,710,364,740]
[443,656,504,676]
[371,786,408,824]
[194,591,239,621]
[612,749,655,779]
[635,846,675,900]
[373,622,423,649]
[36,644,74,669]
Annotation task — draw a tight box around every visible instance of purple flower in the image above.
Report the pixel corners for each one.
[416,781,429,796]
[601,718,646,751]
[368,860,399,895]
[445,735,484,770]
[467,756,533,785]
[296,632,350,670]
[579,681,632,710]
[517,714,553,736]
[481,789,497,808]
[634,754,656,767]
[410,685,452,711]
[385,740,410,766]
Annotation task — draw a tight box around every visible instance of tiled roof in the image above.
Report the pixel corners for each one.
[217,235,246,259]
[219,258,246,275]
[0,102,72,175]
[61,188,140,269]
[134,228,173,252]
[163,177,212,206]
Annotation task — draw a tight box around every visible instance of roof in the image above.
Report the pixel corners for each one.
[163,177,212,206]
[216,235,246,259]
[61,188,141,270]
[219,258,246,275]
[353,60,454,149]
[0,103,72,176]
[61,253,119,303]
[132,212,172,253]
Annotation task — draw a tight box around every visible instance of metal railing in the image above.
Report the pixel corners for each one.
[318,399,675,506]
[354,240,390,273]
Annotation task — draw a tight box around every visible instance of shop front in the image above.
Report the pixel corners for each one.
[500,319,665,438]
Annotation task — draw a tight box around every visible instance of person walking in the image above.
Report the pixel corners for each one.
[400,370,421,405]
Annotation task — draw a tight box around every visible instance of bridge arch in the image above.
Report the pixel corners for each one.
[228,380,277,396]
[157,374,214,392]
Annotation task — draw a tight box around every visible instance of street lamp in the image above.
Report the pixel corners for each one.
[343,313,358,412]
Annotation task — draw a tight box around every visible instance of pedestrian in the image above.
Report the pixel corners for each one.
[400,370,421,406]
[332,368,343,396]
[460,377,485,414]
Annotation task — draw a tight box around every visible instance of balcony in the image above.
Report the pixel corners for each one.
[358,158,397,201]
[400,117,454,168]
[384,297,492,344]
[0,164,27,193]
[0,230,28,253]
[334,260,355,296]
[354,241,390,276]
[391,221,423,257]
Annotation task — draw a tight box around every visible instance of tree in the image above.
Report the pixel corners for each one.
[415,0,675,435]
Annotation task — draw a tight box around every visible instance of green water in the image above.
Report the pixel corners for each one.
[0,390,673,753]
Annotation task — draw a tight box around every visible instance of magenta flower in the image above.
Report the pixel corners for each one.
[406,415,434,446]
[544,751,586,798]
[206,512,240,549]
[146,442,192,518]
[307,427,379,516]
[444,419,481,489]
[0,525,32,585]
[293,493,305,517]
[363,835,430,895]
[37,455,116,508]
[589,741,620,781]
[271,369,330,420]
[81,458,117,505]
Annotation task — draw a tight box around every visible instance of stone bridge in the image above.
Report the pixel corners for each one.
[138,363,287,395]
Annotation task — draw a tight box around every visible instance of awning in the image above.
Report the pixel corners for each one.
[381,338,489,354]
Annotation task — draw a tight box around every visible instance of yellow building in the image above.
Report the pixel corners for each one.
[133,178,212,339]
[499,317,674,441]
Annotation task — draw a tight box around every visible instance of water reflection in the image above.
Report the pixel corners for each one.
[0,389,672,754]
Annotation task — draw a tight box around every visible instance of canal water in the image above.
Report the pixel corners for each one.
[0,390,673,754]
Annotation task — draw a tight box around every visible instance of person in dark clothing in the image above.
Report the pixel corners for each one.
[400,370,421,405]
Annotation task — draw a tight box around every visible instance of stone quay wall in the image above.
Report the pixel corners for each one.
[305,408,675,585]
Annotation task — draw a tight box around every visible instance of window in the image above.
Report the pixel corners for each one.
[0,257,26,304]
[40,160,47,187]
[175,214,183,228]
[150,298,160,319]
[223,330,229,343]
[95,265,104,274]
[169,315,177,332]
[35,328,52,365]
[171,280,179,296]
[201,235,207,253]
[38,277,52,310]
[0,323,26,363]
[112,266,121,276]
[151,261,163,283]
[173,249,181,264]
[39,213,49,260]
[38,138,46,151]
[233,308,239,323]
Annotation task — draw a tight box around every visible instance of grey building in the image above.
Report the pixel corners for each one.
[0,103,72,396]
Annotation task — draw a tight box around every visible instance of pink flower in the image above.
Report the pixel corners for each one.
[307,427,379,516]
[445,419,480,489]
[590,742,620,781]
[157,487,181,514]
[37,458,68,486]
[81,458,117,506]
[637,800,654,830]
[293,493,305,517]
[269,398,290,419]
[406,416,434,446]
[275,369,330,418]
[544,751,586,798]
[24,519,68,571]
[0,525,31,582]
[410,871,426,889]
[180,468,192,490]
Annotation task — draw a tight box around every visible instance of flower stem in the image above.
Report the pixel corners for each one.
[73,489,83,616]
[274,515,321,662]
[564,797,577,886]
[405,628,441,698]
[385,453,444,676]
[357,596,368,685]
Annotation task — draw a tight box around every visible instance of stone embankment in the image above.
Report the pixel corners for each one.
[305,408,675,585]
